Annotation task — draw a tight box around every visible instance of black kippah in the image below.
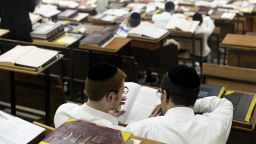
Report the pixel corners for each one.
[165,1,175,12]
[168,65,200,89]
[87,62,118,81]
[130,12,141,20]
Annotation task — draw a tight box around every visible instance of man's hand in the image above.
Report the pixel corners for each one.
[149,104,163,117]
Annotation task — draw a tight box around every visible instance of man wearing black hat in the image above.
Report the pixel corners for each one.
[54,62,127,129]
[125,65,233,144]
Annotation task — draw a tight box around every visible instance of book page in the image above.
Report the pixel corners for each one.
[15,46,59,68]
[118,82,160,124]
[118,82,142,123]
[0,111,45,144]
[124,86,160,124]
[129,22,168,39]
[0,45,34,65]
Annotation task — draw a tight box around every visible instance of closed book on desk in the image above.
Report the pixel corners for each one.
[0,110,45,144]
[39,120,133,144]
[31,22,64,41]
[0,45,60,71]
[224,91,256,129]
[118,82,160,125]
[57,9,78,20]
[80,26,118,46]
[198,84,225,99]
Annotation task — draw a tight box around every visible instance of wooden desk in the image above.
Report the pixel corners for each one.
[221,34,256,50]
[79,37,131,53]
[0,29,9,37]
[0,55,63,125]
[221,34,256,65]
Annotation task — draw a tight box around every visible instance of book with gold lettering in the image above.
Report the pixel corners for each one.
[39,120,133,144]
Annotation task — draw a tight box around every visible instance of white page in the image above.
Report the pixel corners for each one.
[15,46,58,68]
[129,22,168,39]
[124,86,160,124]
[0,45,34,64]
[72,13,89,21]
[0,111,45,144]
[101,15,118,22]
[34,4,60,18]
[118,82,141,123]
[118,82,160,124]
[221,12,236,20]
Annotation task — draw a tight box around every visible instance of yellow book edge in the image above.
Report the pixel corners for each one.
[245,96,256,122]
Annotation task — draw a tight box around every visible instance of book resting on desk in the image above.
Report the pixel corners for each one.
[80,25,119,47]
[0,45,60,71]
[39,120,133,144]
[0,110,45,144]
[31,22,64,41]
[199,84,256,128]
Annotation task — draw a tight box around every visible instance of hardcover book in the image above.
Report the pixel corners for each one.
[224,91,256,123]
[57,9,78,20]
[31,22,64,41]
[0,45,59,70]
[39,120,133,144]
[198,84,225,99]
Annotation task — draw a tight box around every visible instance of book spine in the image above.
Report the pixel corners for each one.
[47,25,64,41]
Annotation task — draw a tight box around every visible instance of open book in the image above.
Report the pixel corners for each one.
[128,22,169,40]
[118,82,160,125]
[166,18,199,33]
[0,45,59,70]
[0,110,45,144]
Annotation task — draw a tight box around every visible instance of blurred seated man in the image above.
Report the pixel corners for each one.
[125,65,233,144]
[192,12,215,57]
[54,62,127,129]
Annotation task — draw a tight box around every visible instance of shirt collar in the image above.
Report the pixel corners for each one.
[81,103,118,126]
[165,107,195,118]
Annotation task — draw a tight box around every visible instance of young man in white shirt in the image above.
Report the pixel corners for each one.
[152,1,175,28]
[96,0,109,14]
[54,62,127,129]
[192,12,215,57]
[125,65,233,144]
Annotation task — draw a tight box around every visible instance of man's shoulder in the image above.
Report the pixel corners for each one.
[57,103,81,112]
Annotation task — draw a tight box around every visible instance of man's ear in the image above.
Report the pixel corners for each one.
[106,92,116,103]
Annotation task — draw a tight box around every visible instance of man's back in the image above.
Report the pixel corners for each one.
[125,97,233,144]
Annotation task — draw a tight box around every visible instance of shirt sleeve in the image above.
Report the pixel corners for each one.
[194,96,233,143]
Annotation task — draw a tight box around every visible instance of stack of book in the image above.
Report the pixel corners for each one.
[31,22,64,41]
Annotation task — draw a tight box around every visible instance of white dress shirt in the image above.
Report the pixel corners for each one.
[194,16,215,57]
[125,97,233,144]
[54,103,119,129]
[152,12,172,29]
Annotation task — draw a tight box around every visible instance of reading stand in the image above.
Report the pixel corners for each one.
[202,63,256,144]
[0,54,63,125]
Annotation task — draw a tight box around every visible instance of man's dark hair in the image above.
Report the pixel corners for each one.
[128,12,141,27]
[85,62,126,101]
[192,12,203,25]
[165,1,175,12]
[160,65,200,106]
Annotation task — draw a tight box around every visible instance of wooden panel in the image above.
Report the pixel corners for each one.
[203,63,256,83]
